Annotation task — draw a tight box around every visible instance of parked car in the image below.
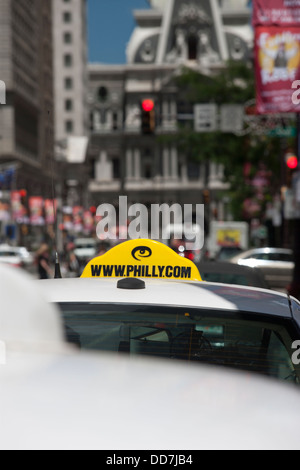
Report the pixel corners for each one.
[15,246,34,266]
[73,238,97,262]
[214,246,244,261]
[0,244,23,268]
[198,261,270,289]
[229,247,294,290]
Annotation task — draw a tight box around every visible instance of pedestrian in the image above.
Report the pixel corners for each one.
[66,242,80,277]
[97,241,108,256]
[36,243,52,279]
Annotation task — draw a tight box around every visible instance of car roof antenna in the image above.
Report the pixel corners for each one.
[54,252,62,279]
[48,109,62,279]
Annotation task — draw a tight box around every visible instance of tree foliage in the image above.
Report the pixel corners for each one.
[176,61,255,104]
[163,61,290,220]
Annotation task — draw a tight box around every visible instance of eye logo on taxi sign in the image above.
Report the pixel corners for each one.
[81,239,202,281]
[131,246,152,261]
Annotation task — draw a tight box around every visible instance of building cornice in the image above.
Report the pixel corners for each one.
[133,9,163,27]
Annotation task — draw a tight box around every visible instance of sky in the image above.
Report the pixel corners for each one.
[87,0,151,64]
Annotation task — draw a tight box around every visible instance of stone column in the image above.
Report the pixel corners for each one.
[217,163,224,181]
[170,100,177,128]
[126,148,133,179]
[93,110,101,131]
[106,109,112,132]
[95,150,112,181]
[181,162,188,183]
[162,100,168,129]
[133,148,141,179]
[208,162,217,185]
[163,147,170,179]
[170,146,178,179]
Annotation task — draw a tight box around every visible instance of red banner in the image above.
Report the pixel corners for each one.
[73,206,83,232]
[44,199,57,225]
[253,1,300,113]
[0,201,10,222]
[253,0,300,27]
[29,197,44,226]
[11,191,26,221]
[255,26,300,113]
[83,210,94,233]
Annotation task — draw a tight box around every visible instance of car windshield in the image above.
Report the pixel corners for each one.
[75,244,95,249]
[217,247,243,260]
[201,272,254,286]
[59,302,300,385]
[0,251,17,257]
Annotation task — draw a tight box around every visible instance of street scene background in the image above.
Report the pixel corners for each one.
[0,0,299,292]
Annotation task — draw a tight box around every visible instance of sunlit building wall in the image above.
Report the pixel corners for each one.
[52,0,89,207]
[52,0,89,143]
[0,0,55,196]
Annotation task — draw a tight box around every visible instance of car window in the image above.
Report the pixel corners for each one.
[216,247,243,260]
[202,272,252,286]
[75,244,95,249]
[58,303,300,385]
[244,252,293,262]
[271,253,293,262]
[0,251,17,257]
[244,253,263,260]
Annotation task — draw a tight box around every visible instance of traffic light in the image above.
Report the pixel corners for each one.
[285,152,298,170]
[141,99,155,134]
[19,189,27,206]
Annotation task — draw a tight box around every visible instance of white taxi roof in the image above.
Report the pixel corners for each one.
[0,264,66,350]
[39,239,292,319]
[0,246,299,450]
[38,277,292,318]
[2,349,300,450]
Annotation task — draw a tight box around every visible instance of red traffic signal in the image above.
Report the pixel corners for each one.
[285,153,298,169]
[141,99,154,112]
[141,99,155,134]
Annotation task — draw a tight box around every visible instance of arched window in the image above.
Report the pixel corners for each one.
[98,86,108,102]
[187,34,198,60]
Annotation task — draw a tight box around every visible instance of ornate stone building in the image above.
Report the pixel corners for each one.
[87,0,253,218]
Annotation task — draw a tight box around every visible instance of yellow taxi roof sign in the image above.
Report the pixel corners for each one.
[81,239,202,281]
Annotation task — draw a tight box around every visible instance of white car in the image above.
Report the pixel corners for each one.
[1,262,300,450]
[16,246,34,266]
[0,244,23,268]
[229,247,294,290]
[73,237,97,262]
[39,239,300,386]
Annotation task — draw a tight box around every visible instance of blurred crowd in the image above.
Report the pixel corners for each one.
[33,239,110,279]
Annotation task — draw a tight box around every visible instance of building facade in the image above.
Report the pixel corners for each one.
[52,0,88,142]
[52,0,89,208]
[87,0,253,219]
[0,0,56,196]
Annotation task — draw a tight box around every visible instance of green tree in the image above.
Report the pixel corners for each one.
[162,62,287,220]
